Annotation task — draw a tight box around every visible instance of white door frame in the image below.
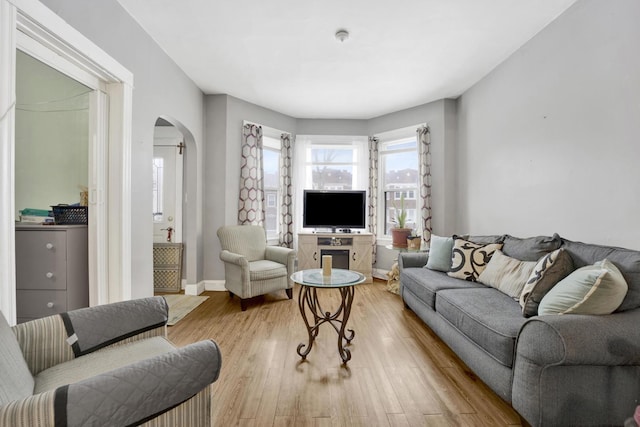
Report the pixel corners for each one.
[0,0,133,324]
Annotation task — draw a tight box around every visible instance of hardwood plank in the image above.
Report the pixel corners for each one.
[166,281,522,426]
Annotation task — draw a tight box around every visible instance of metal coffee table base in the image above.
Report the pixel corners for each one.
[297,285,356,364]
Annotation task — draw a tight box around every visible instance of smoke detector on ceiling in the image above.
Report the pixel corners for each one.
[335,29,349,43]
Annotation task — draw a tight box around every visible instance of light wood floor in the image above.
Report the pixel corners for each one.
[167,281,523,426]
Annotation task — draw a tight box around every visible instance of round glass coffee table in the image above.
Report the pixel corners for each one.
[291,268,366,364]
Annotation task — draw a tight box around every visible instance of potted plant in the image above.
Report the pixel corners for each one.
[390,194,412,247]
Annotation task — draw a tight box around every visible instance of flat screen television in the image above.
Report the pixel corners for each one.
[303,190,366,231]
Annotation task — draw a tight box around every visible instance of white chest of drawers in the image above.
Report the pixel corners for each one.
[15,224,89,323]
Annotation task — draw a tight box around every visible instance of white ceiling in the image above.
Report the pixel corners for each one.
[116,0,577,120]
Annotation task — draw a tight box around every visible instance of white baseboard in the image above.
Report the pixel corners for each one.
[184,280,226,295]
[203,280,226,292]
[373,268,390,280]
[184,282,205,295]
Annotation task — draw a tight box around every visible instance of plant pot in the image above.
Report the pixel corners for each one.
[407,236,422,250]
[391,228,412,247]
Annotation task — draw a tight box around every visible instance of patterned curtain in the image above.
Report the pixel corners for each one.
[417,126,433,246]
[279,133,294,248]
[237,123,265,226]
[368,136,379,265]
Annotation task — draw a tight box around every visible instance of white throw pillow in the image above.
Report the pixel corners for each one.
[477,250,537,299]
[538,259,628,315]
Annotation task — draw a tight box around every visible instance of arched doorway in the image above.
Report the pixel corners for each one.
[152,116,201,294]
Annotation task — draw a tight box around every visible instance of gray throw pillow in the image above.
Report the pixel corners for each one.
[447,238,503,282]
[502,233,562,262]
[520,248,574,317]
[425,235,454,272]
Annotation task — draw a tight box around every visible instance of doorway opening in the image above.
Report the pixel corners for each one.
[153,119,185,294]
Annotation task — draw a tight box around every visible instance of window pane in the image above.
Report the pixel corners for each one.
[312,165,353,190]
[311,147,353,164]
[263,147,279,238]
[382,151,418,191]
[379,135,419,236]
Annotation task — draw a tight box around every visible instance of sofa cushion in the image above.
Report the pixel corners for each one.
[520,248,575,317]
[538,259,628,315]
[249,260,288,280]
[502,234,562,262]
[448,238,503,282]
[34,336,175,393]
[425,235,454,272]
[477,250,537,298]
[401,268,484,309]
[436,288,527,367]
[0,312,35,405]
[561,238,640,312]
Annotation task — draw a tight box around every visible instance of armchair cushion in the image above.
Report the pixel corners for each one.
[249,260,288,281]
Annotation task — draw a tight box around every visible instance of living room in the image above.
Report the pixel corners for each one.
[1,0,639,425]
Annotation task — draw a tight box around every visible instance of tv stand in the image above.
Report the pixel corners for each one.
[297,232,373,283]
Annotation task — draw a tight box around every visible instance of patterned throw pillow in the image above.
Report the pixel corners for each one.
[447,238,503,282]
[519,248,574,317]
[477,250,537,298]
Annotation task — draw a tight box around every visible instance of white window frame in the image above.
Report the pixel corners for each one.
[293,135,369,236]
[377,128,420,240]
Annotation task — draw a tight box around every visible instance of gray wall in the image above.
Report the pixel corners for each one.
[41,0,206,297]
[456,0,640,249]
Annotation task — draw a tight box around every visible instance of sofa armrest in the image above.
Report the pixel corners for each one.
[516,308,640,366]
[513,309,640,426]
[220,249,249,267]
[265,245,295,266]
[0,389,56,426]
[57,340,222,427]
[60,297,168,358]
[398,252,429,270]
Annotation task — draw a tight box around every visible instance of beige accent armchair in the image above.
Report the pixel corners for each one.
[217,225,296,311]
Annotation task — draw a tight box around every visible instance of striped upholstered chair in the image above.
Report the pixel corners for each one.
[217,225,296,311]
[0,297,221,426]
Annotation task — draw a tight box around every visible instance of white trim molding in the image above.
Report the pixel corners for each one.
[185,280,225,295]
[0,0,18,323]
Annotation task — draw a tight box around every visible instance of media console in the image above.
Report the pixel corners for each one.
[297,232,373,283]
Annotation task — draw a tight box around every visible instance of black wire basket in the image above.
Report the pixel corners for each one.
[51,205,88,225]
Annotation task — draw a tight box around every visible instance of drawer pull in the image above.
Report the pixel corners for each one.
[47,302,54,308]
[46,272,54,279]
[46,243,54,250]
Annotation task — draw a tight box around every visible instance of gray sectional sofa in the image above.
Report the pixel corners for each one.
[398,234,640,427]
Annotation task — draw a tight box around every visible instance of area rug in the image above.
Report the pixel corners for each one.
[163,294,209,326]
